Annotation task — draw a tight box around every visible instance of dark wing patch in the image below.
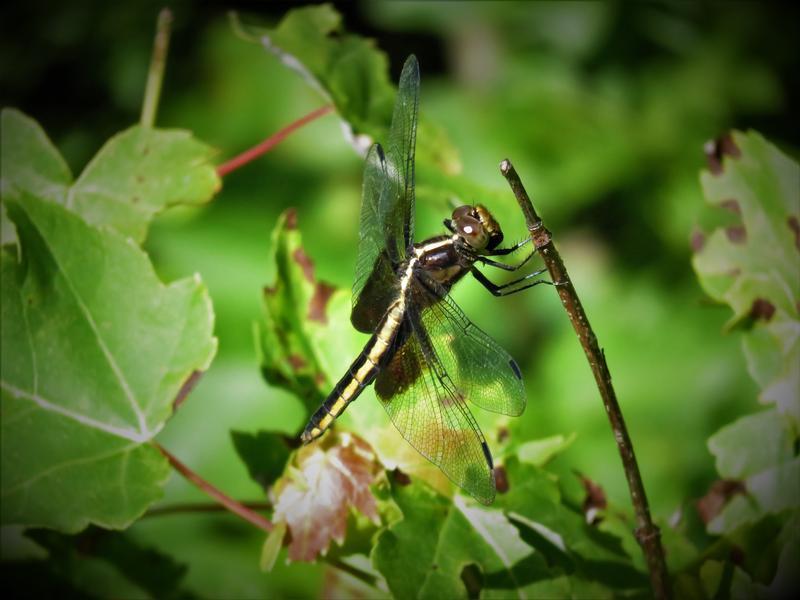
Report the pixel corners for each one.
[352,145,394,326]
[351,250,399,333]
[375,305,496,505]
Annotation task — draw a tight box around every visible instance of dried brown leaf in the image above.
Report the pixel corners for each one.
[272,433,381,561]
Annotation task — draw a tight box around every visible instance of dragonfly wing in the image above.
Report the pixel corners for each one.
[417,290,527,417]
[384,55,420,257]
[351,56,420,333]
[375,304,496,505]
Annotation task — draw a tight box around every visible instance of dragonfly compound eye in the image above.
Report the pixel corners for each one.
[457,216,489,249]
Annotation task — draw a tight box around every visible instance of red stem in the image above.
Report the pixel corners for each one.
[156,443,273,533]
[216,104,334,177]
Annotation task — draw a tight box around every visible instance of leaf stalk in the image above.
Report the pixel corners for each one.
[155,443,274,533]
[216,105,334,177]
[140,8,173,128]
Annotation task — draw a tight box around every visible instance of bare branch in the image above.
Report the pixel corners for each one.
[499,158,671,600]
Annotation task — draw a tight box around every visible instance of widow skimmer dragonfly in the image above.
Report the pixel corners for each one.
[301,55,547,504]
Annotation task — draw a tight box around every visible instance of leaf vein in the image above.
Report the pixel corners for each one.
[1,382,149,443]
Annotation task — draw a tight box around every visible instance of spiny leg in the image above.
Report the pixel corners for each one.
[477,248,536,272]
[485,237,531,256]
[470,266,552,297]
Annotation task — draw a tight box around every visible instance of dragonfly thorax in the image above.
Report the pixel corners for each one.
[446,204,504,253]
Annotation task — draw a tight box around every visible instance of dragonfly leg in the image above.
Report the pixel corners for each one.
[477,248,536,271]
[471,267,552,297]
[486,237,532,256]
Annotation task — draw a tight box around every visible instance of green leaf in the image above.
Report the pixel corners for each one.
[708,410,795,479]
[692,130,799,424]
[1,559,102,599]
[255,209,343,416]
[239,5,395,142]
[372,479,538,600]
[1,108,221,244]
[516,433,577,466]
[1,193,216,531]
[260,520,286,572]
[68,126,221,242]
[1,108,72,205]
[495,460,648,592]
[27,526,190,599]
[238,6,463,178]
[372,470,641,600]
[230,430,291,491]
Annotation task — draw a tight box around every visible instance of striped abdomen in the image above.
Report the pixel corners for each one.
[300,299,405,443]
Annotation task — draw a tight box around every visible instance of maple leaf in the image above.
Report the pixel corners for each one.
[271,433,381,561]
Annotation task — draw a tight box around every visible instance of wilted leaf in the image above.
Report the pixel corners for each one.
[231,430,292,492]
[255,208,346,417]
[1,194,216,531]
[695,480,746,525]
[706,458,800,535]
[271,433,380,562]
[692,129,799,424]
[575,472,607,525]
[1,108,221,243]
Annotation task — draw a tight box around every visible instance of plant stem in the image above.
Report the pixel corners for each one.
[151,451,381,589]
[499,159,671,600]
[216,104,334,177]
[156,443,273,532]
[144,500,273,518]
[326,557,383,590]
[140,8,173,128]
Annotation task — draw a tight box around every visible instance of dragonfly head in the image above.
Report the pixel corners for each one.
[446,204,504,252]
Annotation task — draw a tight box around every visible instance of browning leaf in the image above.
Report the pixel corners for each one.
[272,433,381,562]
[696,480,746,525]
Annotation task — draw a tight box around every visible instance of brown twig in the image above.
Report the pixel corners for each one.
[140,8,173,128]
[144,500,273,518]
[156,443,273,532]
[216,104,334,177]
[499,159,671,600]
[152,451,381,588]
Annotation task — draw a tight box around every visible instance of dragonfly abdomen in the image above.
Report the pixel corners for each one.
[300,300,405,444]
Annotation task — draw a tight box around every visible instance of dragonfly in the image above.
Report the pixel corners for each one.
[301,55,547,504]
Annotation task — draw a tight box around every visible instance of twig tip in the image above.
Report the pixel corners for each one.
[500,158,511,174]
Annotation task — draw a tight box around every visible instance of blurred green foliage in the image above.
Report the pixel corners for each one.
[1,1,798,598]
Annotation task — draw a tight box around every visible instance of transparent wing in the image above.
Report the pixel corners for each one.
[418,291,527,417]
[351,146,398,333]
[384,55,420,258]
[351,56,420,332]
[375,311,496,505]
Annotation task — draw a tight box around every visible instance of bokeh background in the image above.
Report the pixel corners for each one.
[2,1,797,597]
